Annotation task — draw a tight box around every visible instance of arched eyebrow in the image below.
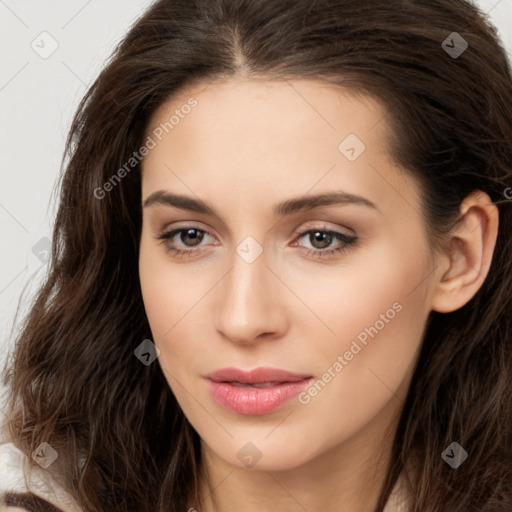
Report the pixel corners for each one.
[142,190,379,217]
[1,491,65,512]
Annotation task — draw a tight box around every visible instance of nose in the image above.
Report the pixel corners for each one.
[214,247,288,346]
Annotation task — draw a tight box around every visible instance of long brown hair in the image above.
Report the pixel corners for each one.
[2,0,512,511]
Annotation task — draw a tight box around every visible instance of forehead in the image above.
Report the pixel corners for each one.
[141,77,419,217]
[145,77,390,148]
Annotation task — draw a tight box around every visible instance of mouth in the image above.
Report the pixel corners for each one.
[226,381,289,388]
[205,367,314,415]
[205,366,313,385]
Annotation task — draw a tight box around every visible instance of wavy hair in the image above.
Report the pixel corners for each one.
[2,0,512,511]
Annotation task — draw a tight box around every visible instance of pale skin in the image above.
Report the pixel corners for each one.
[138,77,498,512]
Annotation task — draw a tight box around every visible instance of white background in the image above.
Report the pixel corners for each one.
[1,0,511,414]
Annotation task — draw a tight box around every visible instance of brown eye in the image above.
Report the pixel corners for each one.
[178,228,204,247]
[155,226,214,259]
[293,226,358,259]
[307,231,334,249]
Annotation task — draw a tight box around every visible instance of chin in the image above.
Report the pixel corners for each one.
[206,435,321,473]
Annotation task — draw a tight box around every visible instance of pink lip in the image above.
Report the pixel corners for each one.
[205,367,313,415]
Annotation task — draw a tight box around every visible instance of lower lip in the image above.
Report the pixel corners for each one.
[207,378,312,415]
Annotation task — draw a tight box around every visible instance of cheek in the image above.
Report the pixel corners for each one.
[287,227,431,352]
[294,238,431,422]
[139,239,169,335]
[139,233,208,339]
[138,250,202,400]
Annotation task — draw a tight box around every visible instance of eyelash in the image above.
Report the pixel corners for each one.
[155,224,358,260]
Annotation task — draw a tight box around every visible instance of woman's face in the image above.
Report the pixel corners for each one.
[139,78,439,472]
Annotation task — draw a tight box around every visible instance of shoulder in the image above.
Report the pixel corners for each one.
[0,441,83,512]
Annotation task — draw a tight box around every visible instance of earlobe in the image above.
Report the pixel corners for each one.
[430,191,499,314]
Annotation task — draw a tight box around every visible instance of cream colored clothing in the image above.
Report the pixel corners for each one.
[0,441,81,511]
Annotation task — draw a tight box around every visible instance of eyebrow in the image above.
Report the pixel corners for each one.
[143,190,378,217]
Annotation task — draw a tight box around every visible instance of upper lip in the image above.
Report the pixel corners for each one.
[206,367,313,384]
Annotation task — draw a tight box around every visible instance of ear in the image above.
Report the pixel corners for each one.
[431,190,499,314]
